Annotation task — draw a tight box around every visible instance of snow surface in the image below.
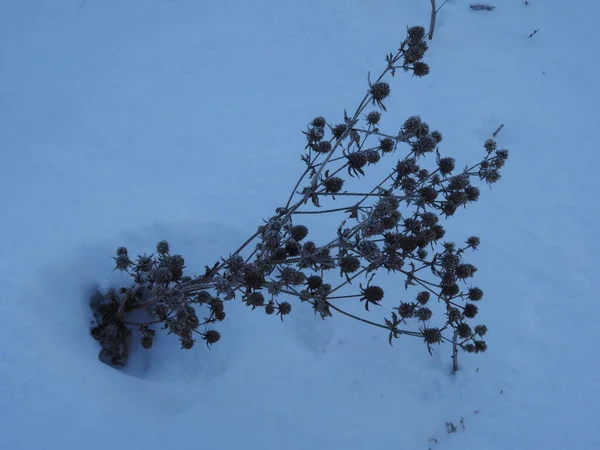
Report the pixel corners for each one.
[1,0,599,449]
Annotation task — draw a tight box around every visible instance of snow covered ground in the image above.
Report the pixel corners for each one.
[1,1,599,449]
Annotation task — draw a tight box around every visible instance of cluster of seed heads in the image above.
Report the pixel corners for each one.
[91,25,507,368]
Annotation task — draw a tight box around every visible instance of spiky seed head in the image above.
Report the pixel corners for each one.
[141,335,154,349]
[114,254,132,271]
[441,283,460,297]
[307,275,323,290]
[474,340,488,353]
[156,240,170,255]
[311,116,326,127]
[416,307,432,321]
[422,327,442,345]
[468,287,484,301]
[370,82,391,101]
[265,302,275,315]
[496,149,509,160]
[419,186,438,204]
[484,139,497,152]
[324,177,344,193]
[302,241,317,254]
[277,301,292,316]
[456,263,477,279]
[332,124,347,139]
[347,152,367,170]
[366,111,381,125]
[464,343,476,353]
[181,336,195,349]
[463,303,479,318]
[403,116,423,136]
[416,291,430,305]
[456,323,472,339]
[465,186,480,202]
[474,325,488,336]
[340,255,361,273]
[245,292,265,309]
[202,329,221,346]
[438,157,455,175]
[413,62,430,77]
[285,240,301,257]
[431,130,443,143]
[290,225,309,241]
[116,246,128,256]
[407,25,426,42]
[398,302,415,318]
[447,307,462,323]
[363,285,384,302]
[271,247,288,261]
[315,141,332,153]
[379,137,395,153]
[420,212,438,227]
[365,150,381,165]
[210,301,224,317]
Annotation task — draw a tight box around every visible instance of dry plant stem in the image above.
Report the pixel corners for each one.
[429,0,437,40]
[452,330,459,373]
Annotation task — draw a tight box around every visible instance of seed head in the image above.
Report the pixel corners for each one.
[277,301,292,318]
[315,141,332,154]
[474,340,488,353]
[202,329,221,346]
[311,116,326,128]
[307,275,323,290]
[156,240,170,255]
[468,287,484,301]
[416,291,430,305]
[412,62,430,77]
[463,303,479,318]
[324,176,344,193]
[116,246,128,256]
[456,323,472,339]
[438,157,455,175]
[265,302,275,315]
[474,325,488,336]
[379,137,395,153]
[114,254,132,271]
[340,255,361,274]
[407,25,426,42]
[332,124,347,139]
[422,327,442,345]
[180,336,195,350]
[370,82,391,101]
[285,240,301,256]
[366,111,381,125]
[416,307,432,321]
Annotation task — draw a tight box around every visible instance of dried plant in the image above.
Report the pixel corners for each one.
[90,26,508,370]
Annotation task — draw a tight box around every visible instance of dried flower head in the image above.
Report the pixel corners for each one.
[412,62,430,77]
[156,240,170,255]
[201,329,221,347]
[463,303,479,318]
[468,287,484,301]
[370,81,391,102]
[422,327,442,345]
[366,111,381,125]
[407,25,426,42]
[315,141,332,154]
[324,176,344,193]
[332,124,347,139]
[340,255,361,274]
[311,116,326,128]
[379,137,395,153]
